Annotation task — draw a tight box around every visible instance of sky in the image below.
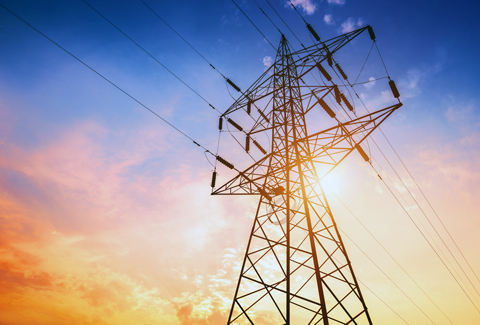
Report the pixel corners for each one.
[0,0,480,324]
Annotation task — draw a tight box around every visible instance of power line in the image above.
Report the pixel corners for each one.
[140,0,221,76]
[0,3,215,155]
[289,0,308,25]
[348,47,480,305]
[81,0,221,113]
[379,126,480,287]
[340,229,437,324]
[332,192,455,324]
[327,62,480,312]
[316,25,480,306]
[354,41,375,84]
[369,163,480,314]
[139,0,269,128]
[370,134,480,301]
[231,0,276,50]
[264,0,306,49]
[300,11,480,307]
[357,278,410,325]
[140,0,242,93]
[375,42,390,78]
[252,0,282,35]
[367,142,480,311]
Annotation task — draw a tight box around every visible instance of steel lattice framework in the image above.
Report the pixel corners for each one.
[212,26,402,324]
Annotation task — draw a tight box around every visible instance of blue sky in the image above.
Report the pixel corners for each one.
[1,0,480,324]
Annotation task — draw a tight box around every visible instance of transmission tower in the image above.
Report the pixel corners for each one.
[212,26,402,324]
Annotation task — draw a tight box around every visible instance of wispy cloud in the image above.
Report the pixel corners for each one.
[263,56,273,69]
[364,77,376,89]
[288,0,317,15]
[328,0,345,5]
[324,14,334,25]
[0,99,260,324]
[340,17,364,33]
[398,47,447,98]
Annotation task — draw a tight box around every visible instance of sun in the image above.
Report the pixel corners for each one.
[315,169,343,195]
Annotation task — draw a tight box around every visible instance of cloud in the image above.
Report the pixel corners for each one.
[340,17,364,33]
[444,100,480,146]
[328,0,345,4]
[288,0,317,15]
[417,148,480,190]
[445,103,475,125]
[324,14,334,25]
[263,56,273,68]
[398,48,447,99]
[0,101,261,324]
[364,77,376,89]
[0,260,52,292]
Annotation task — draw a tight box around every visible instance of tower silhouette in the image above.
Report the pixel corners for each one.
[212,27,402,324]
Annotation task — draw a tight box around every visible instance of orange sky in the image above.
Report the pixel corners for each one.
[1,0,480,324]
[0,100,479,324]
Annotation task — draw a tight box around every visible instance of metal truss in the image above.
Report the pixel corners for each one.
[213,27,401,325]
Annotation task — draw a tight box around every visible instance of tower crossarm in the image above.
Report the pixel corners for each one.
[220,26,371,117]
[297,102,402,180]
[212,103,401,197]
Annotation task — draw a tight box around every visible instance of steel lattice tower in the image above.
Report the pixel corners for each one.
[212,27,402,324]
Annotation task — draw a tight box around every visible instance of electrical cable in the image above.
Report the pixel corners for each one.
[0,3,217,157]
[375,41,390,78]
[320,32,480,306]
[140,0,226,77]
[332,192,455,324]
[348,40,480,303]
[370,135,480,301]
[231,0,276,50]
[352,77,388,86]
[252,0,282,35]
[264,0,306,49]
[357,278,410,325]
[289,1,308,25]
[140,0,243,95]
[340,229,437,324]
[141,0,267,133]
[369,163,480,313]
[372,156,480,309]
[325,46,480,310]
[354,41,375,84]
[378,127,480,287]
[81,0,222,113]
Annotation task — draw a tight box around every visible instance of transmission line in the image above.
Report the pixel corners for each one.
[139,0,242,93]
[379,126,480,286]
[294,10,480,306]
[357,278,410,325]
[252,0,282,35]
[340,230,437,324]
[369,162,480,313]
[371,153,480,308]
[310,30,480,313]
[361,123,480,312]
[139,0,267,140]
[264,0,306,48]
[348,52,480,305]
[332,192,455,324]
[371,134,480,300]
[0,3,218,156]
[230,0,276,50]
[81,0,221,113]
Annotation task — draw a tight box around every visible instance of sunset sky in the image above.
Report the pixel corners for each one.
[1,0,479,324]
